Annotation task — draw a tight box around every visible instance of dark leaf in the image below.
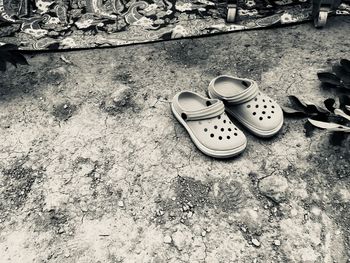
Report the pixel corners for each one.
[311,112,333,122]
[324,98,337,113]
[289,95,329,115]
[326,114,347,124]
[317,72,342,86]
[343,82,350,90]
[288,95,309,108]
[332,65,350,83]
[340,59,350,73]
[281,106,308,116]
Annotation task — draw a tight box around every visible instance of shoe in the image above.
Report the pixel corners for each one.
[208,75,283,137]
[171,90,247,158]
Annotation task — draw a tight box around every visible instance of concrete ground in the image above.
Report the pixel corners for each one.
[0,17,350,263]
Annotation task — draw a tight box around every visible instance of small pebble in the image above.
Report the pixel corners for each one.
[118,200,124,207]
[182,205,189,212]
[274,240,281,246]
[80,203,88,212]
[252,238,261,247]
[201,231,206,237]
[163,235,172,244]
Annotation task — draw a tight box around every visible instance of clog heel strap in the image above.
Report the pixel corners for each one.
[172,91,225,121]
[208,75,259,104]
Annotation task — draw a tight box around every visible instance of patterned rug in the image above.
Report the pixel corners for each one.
[0,0,349,50]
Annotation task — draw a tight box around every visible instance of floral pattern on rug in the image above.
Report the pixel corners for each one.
[0,0,349,50]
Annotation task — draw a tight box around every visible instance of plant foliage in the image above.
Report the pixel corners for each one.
[283,59,350,137]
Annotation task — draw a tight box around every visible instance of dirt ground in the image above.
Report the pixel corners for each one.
[0,17,350,263]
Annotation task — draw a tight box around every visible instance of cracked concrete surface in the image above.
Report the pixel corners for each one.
[0,17,350,262]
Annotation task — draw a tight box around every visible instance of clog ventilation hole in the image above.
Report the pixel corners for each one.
[246,93,277,121]
[202,113,239,140]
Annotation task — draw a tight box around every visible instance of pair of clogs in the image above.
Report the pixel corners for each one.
[171,75,284,158]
